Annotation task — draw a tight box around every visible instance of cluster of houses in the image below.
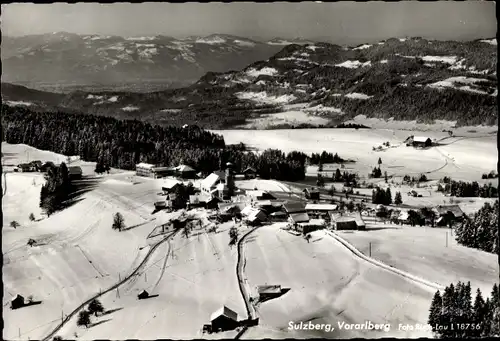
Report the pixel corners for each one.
[136,162,258,180]
[155,162,366,233]
[385,204,465,227]
[14,160,82,179]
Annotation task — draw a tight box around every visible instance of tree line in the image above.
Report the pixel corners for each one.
[454,200,498,254]
[310,151,345,165]
[428,281,499,338]
[2,106,309,181]
[371,187,396,206]
[438,179,498,198]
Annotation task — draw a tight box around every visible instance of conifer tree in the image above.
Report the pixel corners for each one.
[394,191,403,205]
[428,290,442,333]
[385,187,392,205]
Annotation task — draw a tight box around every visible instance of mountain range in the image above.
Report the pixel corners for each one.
[2,36,497,129]
[1,32,313,92]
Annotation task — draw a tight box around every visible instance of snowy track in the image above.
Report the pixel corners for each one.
[235,226,260,338]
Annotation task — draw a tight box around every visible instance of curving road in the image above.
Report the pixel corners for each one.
[234,226,261,339]
[41,230,179,341]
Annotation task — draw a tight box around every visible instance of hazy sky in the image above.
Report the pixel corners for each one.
[1,2,496,44]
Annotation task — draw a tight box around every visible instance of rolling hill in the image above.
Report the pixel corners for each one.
[2,37,497,129]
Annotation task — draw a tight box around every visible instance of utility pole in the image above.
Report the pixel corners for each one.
[446,232,448,248]
[369,242,372,257]
[145,272,147,282]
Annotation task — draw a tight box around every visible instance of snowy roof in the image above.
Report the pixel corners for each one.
[152,166,175,172]
[247,209,267,222]
[297,218,325,227]
[176,164,195,172]
[136,163,156,169]
[289,212,310,223]
[335,216,356,223]
[162,179,182,189]
[241,206,254,216]
[257,285,281,294]
[283,202,307,213]
[398,211,410,220]
[210,305,238,322]
[413,136,431,143]
[434,205,464,217]
[305,203,338,211]
[202,173,222,189]
[189,194,212,204]
[12,294,24,302]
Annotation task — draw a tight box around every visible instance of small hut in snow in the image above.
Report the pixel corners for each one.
[11,294,25,309]
[137,290,149,300]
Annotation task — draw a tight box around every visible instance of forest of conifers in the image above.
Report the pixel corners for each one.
[2,106,310,181]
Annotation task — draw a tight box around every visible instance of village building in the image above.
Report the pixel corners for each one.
[305,203,338,220]
[303,187,320,200]
[30,160,43,171]
[257,285,282,301]
[40,161,56,172]
[398,210,410,225]
[246,190,276,201]
[434,205,465,226]
[136,163,157,177]
[175,164,197,179]
[283,202,307,215]
[244,208,267,225]
[201,173,224,194]
[68,166,83,180]
[10,294,25,309]
[330,212,365,230]
[269,211,288,222]
[411,136,432,148]
[289,212,310,226]
[162,179,183,194]
[151,166,177,178]
[15,163,36,172]
[242,167,257,179]
[137,290,149,300]
[333,216,358,230]
[297,218,326,234]
[209,305,239,332]
[189,194,220,209]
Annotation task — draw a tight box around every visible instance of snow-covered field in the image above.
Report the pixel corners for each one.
[215,128,497,182]
[337,226,498,296]
[242,225,435,338]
